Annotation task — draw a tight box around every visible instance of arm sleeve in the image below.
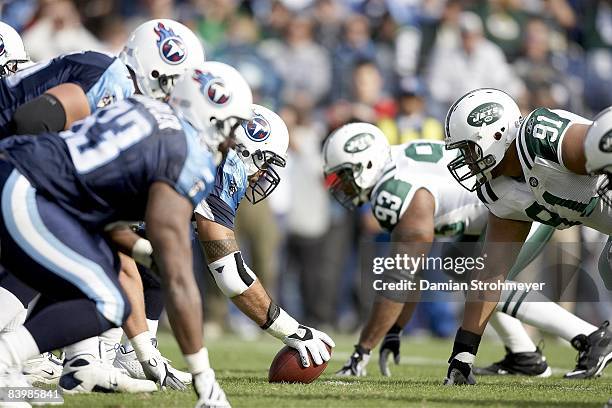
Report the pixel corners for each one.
[11,93,66,135]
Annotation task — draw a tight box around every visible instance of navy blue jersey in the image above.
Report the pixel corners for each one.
[0,51,134,138]
[0,96,215,229]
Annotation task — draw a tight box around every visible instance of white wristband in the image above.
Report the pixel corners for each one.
[185,347,211,375]
[130,331,156,362]
[132,238,153,268]
[265,308,299,340]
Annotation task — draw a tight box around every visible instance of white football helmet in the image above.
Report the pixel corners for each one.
[120,19,205,100]
[169,62,253,155]
[584,106,612,206]
[234,104,289,204]
[323,122,391,209]
[445,88,522,191]
[0,22,29,77]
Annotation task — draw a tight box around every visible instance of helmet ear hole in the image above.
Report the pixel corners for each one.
[494,132,502,140]
[242,150,250,158]
[151,70,159,79]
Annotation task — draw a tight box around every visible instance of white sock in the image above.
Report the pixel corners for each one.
[499,288,598,342]
[0,287,26,331]
[64,337,100,361]
[99,328,123,364]
[489,312,536,353]
[2,308,27,333]
[0,326,40,368]
[515,302,597,341]
[146,319,159,337]
[129,331,156,362]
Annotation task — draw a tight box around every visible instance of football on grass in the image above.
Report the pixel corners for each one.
[268,345,331,383]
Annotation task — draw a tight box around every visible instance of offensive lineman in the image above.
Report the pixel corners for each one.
[0,19,206,390]
[113,104,336,382]
[0,62,252,408]
[443,88,612,385]
[323,122,610,379]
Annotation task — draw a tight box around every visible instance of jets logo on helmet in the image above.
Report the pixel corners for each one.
[0,35,5,57]
[154,22,187,65]
[344,133,375,153]
[192,69,231,106]
[467,102,504,126]
[599,130,612,153]
[243,114,271,142]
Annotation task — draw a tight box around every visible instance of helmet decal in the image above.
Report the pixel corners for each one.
[467,102,504,126]
[154,22,187,65]
[242,113,270,142]
[0,35,5,57]
[599,129,612,153]
[193,69,231,106]
[343,133,375,153]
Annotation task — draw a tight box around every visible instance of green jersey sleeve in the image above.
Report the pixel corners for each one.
[518,108,571,168]
[370,177,413,231]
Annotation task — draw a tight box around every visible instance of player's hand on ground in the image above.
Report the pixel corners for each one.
[336,345,370,376]
[282,325,335,367]
[140,352,187,391]
[379,325,402,376]
[193,369,231,408]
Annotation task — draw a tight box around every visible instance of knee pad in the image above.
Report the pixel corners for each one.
[207,252,256,297]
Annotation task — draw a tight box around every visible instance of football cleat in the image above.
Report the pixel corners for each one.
[22,352,64,385]
[444,354,476,385]
[336,345,371,377]
[114,344,192,385]
[473,347,551,377]
[565,321,612,379]
[58,354,157,394]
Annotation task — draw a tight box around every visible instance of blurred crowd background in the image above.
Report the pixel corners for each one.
[2,0,611,339]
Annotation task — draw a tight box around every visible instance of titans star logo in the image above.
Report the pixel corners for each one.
[154,23,187,65]
[243,114,271,142]
[193,69,232,106]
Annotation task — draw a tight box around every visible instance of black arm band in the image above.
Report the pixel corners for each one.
[260,302,280,330]
[12,93,67,135]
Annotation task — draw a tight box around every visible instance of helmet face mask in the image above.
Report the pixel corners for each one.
[242,149,286,204]
[324,163,367,210]
[596,175,612,207]
[446,140,496,191]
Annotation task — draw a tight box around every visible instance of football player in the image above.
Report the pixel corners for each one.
[0,62,251,408]
[115,104,336,383]
[0,19,205,390]
[443,88,612,384]
[323,122,609,379]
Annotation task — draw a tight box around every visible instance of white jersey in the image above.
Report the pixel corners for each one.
[370,140,487,236]
[482,108,612,233]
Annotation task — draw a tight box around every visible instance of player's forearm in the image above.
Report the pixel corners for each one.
[161,262,203,355]
[107,225,153,268]
[359,297,407,350]
[117,254,148,339]
[230,280,272,326]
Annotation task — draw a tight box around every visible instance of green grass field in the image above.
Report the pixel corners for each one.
[55,331,611,408]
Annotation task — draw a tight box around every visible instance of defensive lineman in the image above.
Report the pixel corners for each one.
[443,88,612,384]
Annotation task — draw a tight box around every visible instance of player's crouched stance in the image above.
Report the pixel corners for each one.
[0,62,250,407]
[443,88,612,385]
